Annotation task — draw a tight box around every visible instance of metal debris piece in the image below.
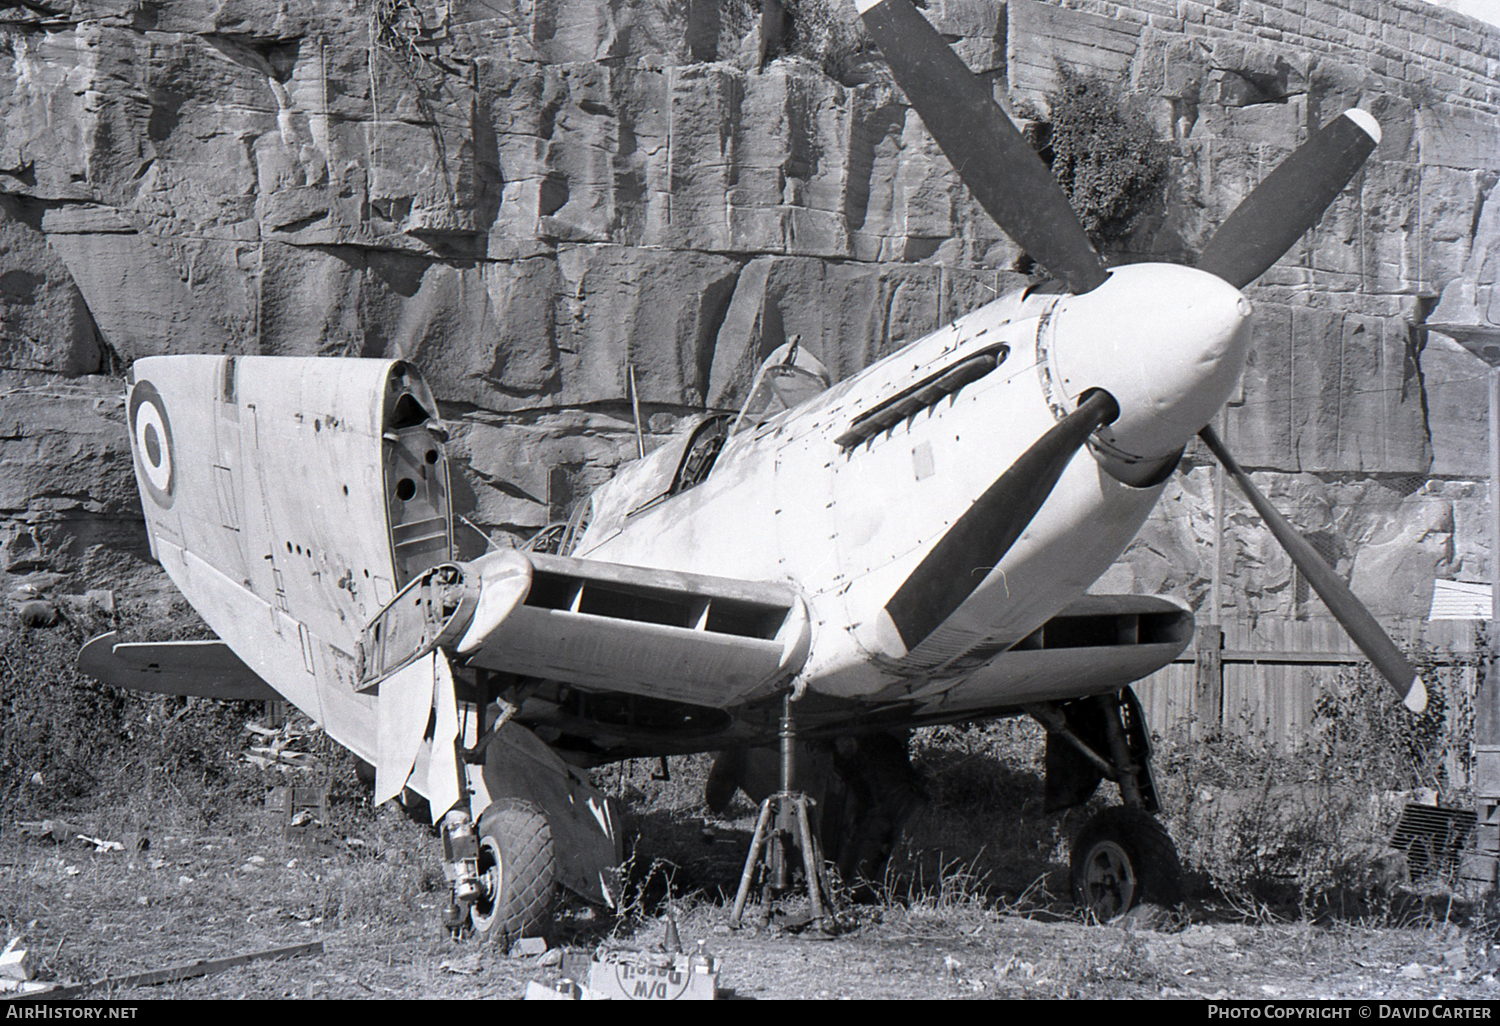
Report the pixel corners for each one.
[245,721,321,773]
[246,749,319,771]
[77,835,124,853]
[525,945,722,1001]
[1,941,324,1001]
[265,782,331,842]
[0,940,34,981]
[16,821,140,852]
[510,937,547,957]
[14,819,85,843]
[523,980,576,1001]
[1389,803,1477,880]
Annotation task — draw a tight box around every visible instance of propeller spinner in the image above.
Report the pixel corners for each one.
[853,0,1424,711]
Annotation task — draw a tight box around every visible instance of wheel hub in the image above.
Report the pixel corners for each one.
[1080,840,1136,920]
[471,837,504,926]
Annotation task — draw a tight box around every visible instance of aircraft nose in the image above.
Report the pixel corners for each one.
[1044,263,1253,462]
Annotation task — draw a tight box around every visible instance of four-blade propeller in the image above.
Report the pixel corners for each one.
[853,0,1424,710]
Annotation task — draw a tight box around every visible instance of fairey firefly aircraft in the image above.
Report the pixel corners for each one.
[80,0,1425,940]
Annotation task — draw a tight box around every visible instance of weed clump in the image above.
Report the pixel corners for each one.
[0,603,364,826]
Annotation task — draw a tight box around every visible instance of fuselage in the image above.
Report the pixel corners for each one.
[578,263,1253,708]
[120,262,1251,764]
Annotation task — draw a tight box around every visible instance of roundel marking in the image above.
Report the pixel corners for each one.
[129,380,175,508]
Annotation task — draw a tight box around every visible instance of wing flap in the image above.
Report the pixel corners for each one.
[78,631,280,702]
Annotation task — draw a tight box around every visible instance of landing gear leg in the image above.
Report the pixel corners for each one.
[1027,688,1183,922]
[729,693,838,935]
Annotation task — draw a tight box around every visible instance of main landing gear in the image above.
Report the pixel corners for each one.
[439,800,557,947]
[1026,687,1183,922]
[467,800,556,947]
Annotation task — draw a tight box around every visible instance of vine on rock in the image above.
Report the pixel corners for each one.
[783,0,870,80]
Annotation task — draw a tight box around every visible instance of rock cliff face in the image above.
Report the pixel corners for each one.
[0,0,1496,651]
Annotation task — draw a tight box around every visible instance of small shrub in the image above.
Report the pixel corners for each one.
[371,0,430,66]
[1,602,288,821]
[1154,654,1478,913]
[1025,67,1171,248]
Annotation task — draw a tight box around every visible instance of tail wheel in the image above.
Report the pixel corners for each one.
[471,799,556,947]
[1070,806,1182,922]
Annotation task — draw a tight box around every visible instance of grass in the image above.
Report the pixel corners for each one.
[2,737,1491,998]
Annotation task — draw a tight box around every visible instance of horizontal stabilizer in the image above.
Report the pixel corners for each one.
[78,631,280,702]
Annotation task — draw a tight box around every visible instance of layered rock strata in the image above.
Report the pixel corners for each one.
[0,0,1494,657]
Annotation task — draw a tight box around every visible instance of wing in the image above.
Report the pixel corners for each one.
[360,549,813,710]
[360,549,810,708]
[78,631,280,701]
[901,594,1195,715]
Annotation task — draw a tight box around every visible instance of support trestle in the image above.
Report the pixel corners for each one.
[729,694,838,935]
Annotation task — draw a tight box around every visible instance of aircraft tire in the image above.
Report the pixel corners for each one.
[472,799,556,948]
[1070,806,1182,922]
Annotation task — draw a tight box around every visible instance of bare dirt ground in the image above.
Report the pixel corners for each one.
[6,617,1493,1000]
[4,787,1499,1002]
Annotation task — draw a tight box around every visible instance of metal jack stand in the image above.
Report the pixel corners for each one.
[729,693,838,935]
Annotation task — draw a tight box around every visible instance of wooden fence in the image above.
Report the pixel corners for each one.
[1132,616,1483,755]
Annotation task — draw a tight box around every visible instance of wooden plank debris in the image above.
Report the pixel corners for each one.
[14,819,85,843]
[1,941,323,1001]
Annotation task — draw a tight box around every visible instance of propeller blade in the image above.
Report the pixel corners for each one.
[885,389,1120,650]
[853,0,1109,294]
[1199,425,1426,713]
[1196,110,1381,289]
